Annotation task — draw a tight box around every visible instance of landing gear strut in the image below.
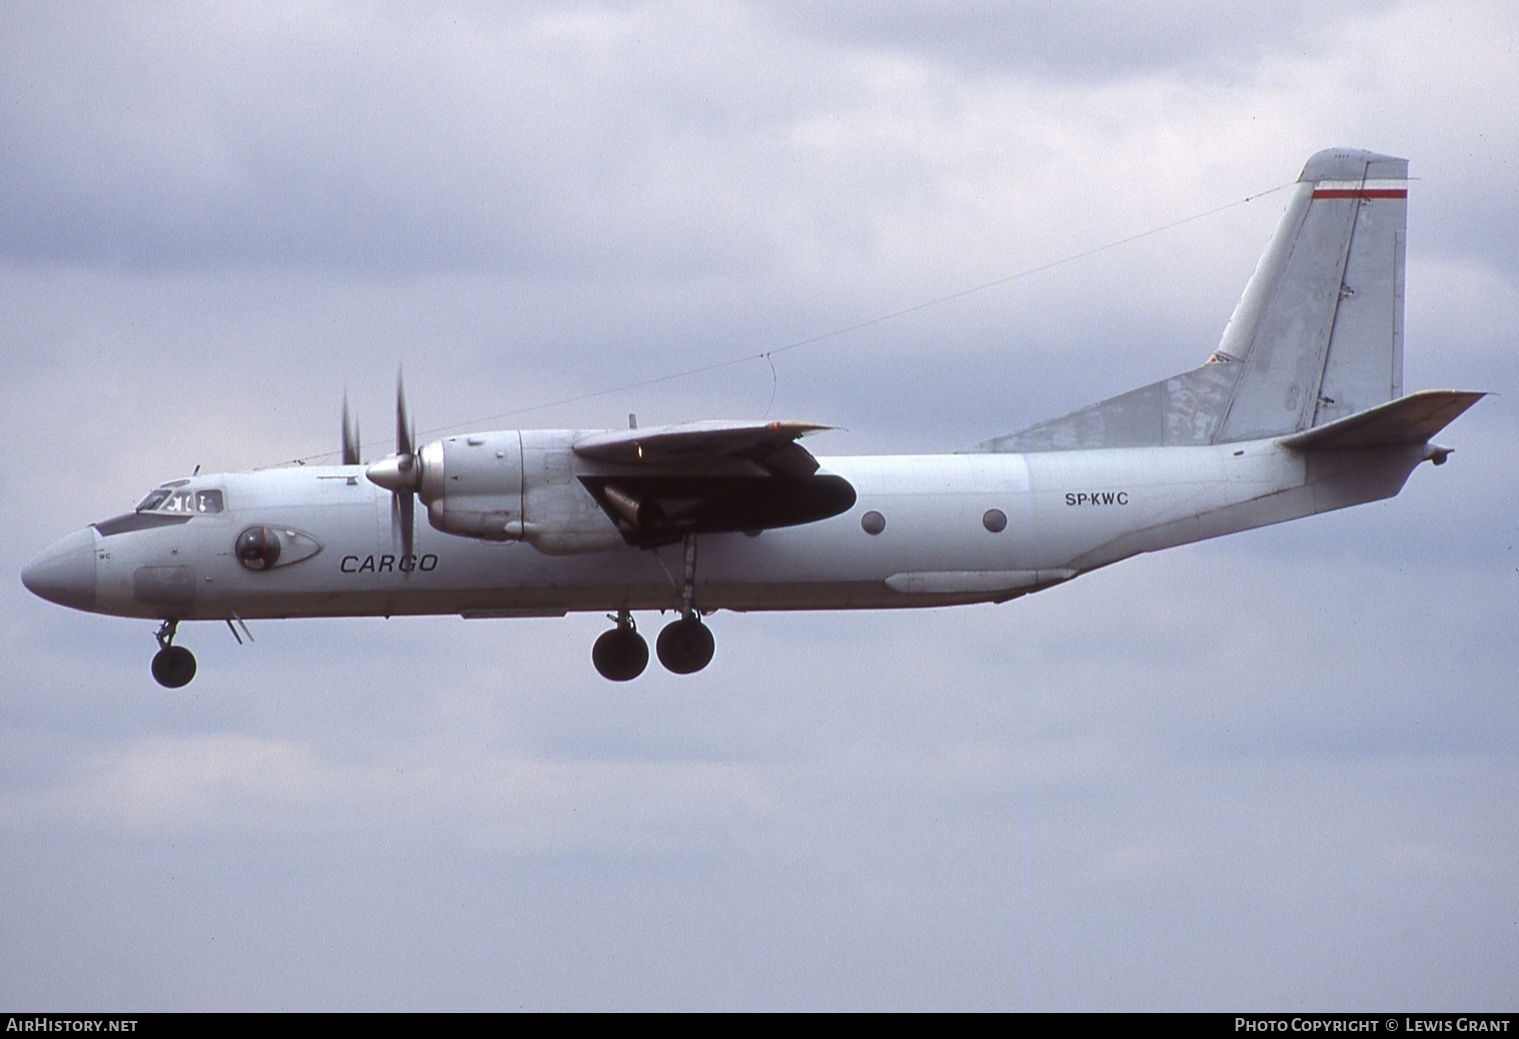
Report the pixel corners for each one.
[592,610,648,682]
[656,536,714,675]
[150,619,197,688]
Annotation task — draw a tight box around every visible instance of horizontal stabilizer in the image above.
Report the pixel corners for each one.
[1277,390,1485,450]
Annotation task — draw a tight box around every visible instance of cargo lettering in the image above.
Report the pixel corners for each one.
[340,553,439,573]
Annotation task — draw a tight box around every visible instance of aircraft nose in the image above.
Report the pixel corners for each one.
[21,528,98,612]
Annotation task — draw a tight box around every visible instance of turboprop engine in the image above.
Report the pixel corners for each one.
[367,429,631,555]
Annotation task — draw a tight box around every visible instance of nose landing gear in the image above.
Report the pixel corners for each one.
[150,619,197,688]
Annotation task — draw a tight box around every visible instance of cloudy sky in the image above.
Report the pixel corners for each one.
[4,0,1516,1011]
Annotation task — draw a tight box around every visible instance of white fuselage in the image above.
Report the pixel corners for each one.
[65,436,1429,624]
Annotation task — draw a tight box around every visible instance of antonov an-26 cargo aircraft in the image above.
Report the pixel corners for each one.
[23,149,1484,686]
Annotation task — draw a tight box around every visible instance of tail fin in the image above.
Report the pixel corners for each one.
[970,148,1409,453]
[1215,148,1408,438]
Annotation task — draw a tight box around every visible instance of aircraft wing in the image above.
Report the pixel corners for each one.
[574,419,832,473]
[572,420,854,546]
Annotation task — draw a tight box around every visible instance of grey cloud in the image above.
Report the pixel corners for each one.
[760,0,1398,81]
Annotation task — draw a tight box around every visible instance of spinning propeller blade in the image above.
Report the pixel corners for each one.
[341,392,361,466]
[396,374,413,459]
[395,483,415,562]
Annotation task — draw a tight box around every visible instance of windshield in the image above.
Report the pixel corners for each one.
[135,487,224,515]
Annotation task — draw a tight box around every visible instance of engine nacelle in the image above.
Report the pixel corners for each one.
[517,430,629,554]
[417,430,625,553]
[419,433,523,541]
[379,420,856,554]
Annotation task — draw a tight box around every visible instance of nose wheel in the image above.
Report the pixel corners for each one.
[150,620,197,688]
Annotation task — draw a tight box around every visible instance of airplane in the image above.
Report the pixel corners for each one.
[21,148,1485,686]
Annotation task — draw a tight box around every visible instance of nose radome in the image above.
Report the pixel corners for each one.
[21,528,98,612]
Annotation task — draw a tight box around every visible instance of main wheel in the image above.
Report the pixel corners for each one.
[151,645,197,688]
[656,617,715,675]
[592,626,649,682]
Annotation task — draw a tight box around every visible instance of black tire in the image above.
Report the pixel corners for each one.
[656,617,715,675]
[592,627,649,682]
[151,645,197,688]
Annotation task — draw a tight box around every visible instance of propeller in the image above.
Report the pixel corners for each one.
[341,392,361,466]
[364,373,421,561]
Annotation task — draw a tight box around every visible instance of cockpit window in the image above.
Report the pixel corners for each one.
[135,489,172,512]
[136,488,224,515]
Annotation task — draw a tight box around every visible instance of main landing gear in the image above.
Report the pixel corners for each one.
[150,619,197,688]
[591,536,716,682]
[655,615,714,675]
[591,611,716,681]
[593,611,649,682]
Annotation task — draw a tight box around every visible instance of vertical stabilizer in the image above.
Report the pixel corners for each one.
[1213,148,1407,440]
[968,149,1409,454]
